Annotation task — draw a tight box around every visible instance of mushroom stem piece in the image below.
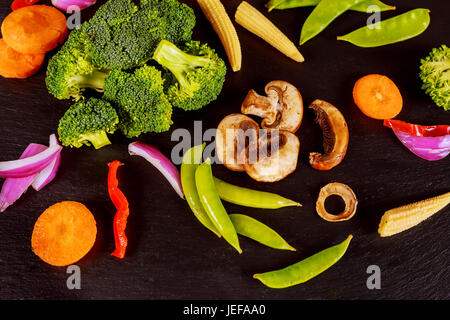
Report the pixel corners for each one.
[309,99,349,171]
[315,182,358,222]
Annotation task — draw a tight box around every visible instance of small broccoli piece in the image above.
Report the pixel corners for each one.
[152,40,227,111]
[84,0,196,70]
[58,98,119,149]
[46,29,105,100]
[419,45,450,111]
[103,65,173,137]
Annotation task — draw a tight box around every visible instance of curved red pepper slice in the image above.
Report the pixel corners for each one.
[11,0,40,10]
[107,160,129,259]
[384,119,450,137]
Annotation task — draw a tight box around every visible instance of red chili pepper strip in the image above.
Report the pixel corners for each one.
[107,160,130,259]
[384,119,450,137]
[11,0,40,10]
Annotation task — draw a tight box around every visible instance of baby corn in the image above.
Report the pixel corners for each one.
[235,1,304,62]
[198,0,242,72]
[378,192,450,237]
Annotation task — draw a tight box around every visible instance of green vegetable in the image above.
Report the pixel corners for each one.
[58,98,119,149]
[419,45,450,111]
[266,0,395,13]
[253,235,353,288]
[213,177,301,209]
[337,8,430,48]
[181,144,221,237]
[195,158,241,253]
[153,40,227,111]
[46,0,196,100]
[103,66,173,138]
[299,0,367,45]
[229,214,296,251]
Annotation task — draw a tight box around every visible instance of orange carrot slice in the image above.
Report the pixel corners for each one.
[353,74,403,120]
[0,38,45,78]
[31,201,97,267]
[1,5,67,54]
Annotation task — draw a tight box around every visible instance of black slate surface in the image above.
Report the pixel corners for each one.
[0,0,448,300]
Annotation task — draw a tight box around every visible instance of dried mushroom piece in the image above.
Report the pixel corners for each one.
[241,80,303,133]
[316,182,358,222]
[216,113,259,171]
[244,129,300,182]
[309,99,349,171]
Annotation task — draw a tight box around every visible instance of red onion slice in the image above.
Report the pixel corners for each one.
[393,129,450,161]
[32,134,62,191]
[0,144,47,212]
[128,142,184,199]
[52,0,96,12]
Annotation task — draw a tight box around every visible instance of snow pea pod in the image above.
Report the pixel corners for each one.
[299,0,368,45]
[230,214,296,251]
[181,144,221,237]
[195,158,242,253]
[337,8,430,47]
[214,177,301,209]
[266,0,395,13]
[253,235,353,288]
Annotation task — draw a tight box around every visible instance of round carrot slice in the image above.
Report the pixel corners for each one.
[353,74,403,120]
[0,39,45,78]
[31,201,97,267]
[1,5,67,54]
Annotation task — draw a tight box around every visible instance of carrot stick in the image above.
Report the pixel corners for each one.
[1,5,67,54]
[352,74,403,120]
[0,38,45,78]
[31,201,97,266]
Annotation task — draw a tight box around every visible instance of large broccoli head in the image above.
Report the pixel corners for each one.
[83,0,196,70]
[419,44,449,111]
[153,40,227,111]
[103,65,173,137]
[58,97,119,149]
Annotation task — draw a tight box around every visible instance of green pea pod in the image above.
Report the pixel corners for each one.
[214,177,301,209]
[181,144,221,237]
[195,159,242,253]
[266,0,395,13]
[299,0,368,45]
[253,235,353,288]
[337,8,430,47]
[230,214,296,251]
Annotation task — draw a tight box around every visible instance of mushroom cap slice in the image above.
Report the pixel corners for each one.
[315,182,358,222]
[216,113,259,172]
[244,129,300,182]
[241,80,303,133]
[309,99,349,171]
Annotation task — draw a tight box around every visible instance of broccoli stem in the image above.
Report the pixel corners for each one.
[71,70,108,91]
[79,131,112,149]
[153,40,210,89]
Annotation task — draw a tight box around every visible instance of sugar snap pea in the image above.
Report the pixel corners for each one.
[253,235,353,288]
[229,214,296,251]
[181,144,221,237]
[214,177,301,209]
[299,0,368,45]
[337,8,430,47]
[266,0,395,13]
[195,158,242,253]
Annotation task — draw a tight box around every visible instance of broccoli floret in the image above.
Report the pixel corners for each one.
[58,98,119,149]
[152,40,227,111]
[83,0,196,70]
[46,29,105,100]
[103,66,173,137]
[419,45,450,111]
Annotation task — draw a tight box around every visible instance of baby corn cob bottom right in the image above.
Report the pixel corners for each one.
[378,192,450,237]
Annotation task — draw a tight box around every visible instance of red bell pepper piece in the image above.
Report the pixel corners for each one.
[11,0,40,10]
[384,119,450,137]
[107,160,130,259]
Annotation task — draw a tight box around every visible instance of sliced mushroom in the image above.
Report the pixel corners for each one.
[244,129,300,182]
[309,99,349,171]
[216,113,259,172]
[315,182,357,222]
[241,80,303,133]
